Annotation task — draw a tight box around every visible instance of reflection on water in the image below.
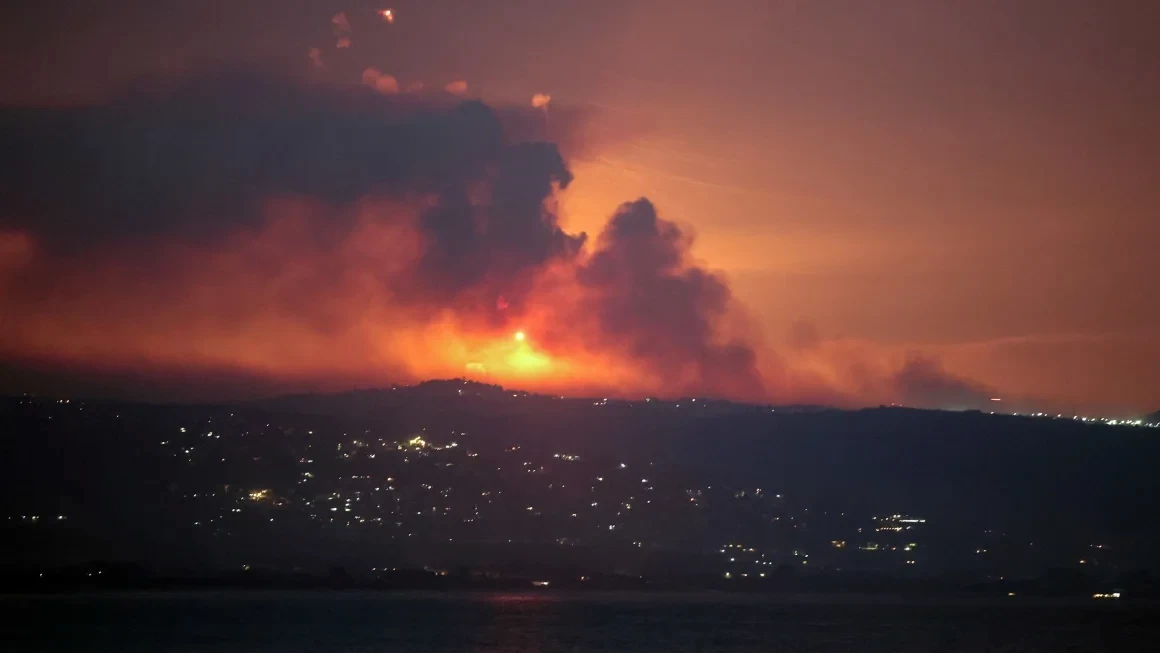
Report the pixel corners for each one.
[5,592,1159,652]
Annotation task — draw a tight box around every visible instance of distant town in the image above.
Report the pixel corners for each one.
[3,381,1158,597]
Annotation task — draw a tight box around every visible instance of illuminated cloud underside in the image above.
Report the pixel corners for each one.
[0,72,991,407]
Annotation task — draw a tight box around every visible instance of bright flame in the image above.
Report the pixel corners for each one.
[379,9,394,23]
[507,346,553,375]
[473,330,556,377]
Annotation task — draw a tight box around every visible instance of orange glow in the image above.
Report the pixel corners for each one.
[444,80,469,96]
[468,333,557,378]
[0,230,35,271]
[0,194,1036,407]
[2,2,1159,415]
[0,196,752,401]
[2,176,1130,411]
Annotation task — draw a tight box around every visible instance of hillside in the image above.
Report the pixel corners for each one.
[3,386,1159,587]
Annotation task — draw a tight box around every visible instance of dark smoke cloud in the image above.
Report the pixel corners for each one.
[0,73,494,240]
[410,141,583,311]
[578,198,763,397]
[0,71,587,311]
[890,356,992,409]
[0,69,762,400]
[0,70,1005,408]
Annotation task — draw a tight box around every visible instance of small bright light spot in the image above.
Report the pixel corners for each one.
[514,331,526,342]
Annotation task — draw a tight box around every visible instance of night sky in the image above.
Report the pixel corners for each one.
[1,1,1157,414]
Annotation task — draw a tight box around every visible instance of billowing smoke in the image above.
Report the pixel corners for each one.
[0,70,996,407]
[575,199,762,398]
[406,139,583,315]
[0,70,767,400]
[1,73,552,256]
[888,356,993,409]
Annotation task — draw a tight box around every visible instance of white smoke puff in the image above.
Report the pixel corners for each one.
[332,11,352,48]
[532,93,551,131]
[444,80,469,96]
[362,68,399,95]
[308,47,326,71]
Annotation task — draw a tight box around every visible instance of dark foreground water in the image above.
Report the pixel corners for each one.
[3,592,1158,652]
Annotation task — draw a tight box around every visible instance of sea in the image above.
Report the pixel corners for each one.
[3,592,1158,652]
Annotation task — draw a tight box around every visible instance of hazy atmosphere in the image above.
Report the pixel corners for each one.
[2,0,1157,415]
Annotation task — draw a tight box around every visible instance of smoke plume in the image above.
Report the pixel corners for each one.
[0,70,769,401]
[575,199,762,398]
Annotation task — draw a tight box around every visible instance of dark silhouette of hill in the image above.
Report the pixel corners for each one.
[253,383,1160,548]
[3,385,1159,590]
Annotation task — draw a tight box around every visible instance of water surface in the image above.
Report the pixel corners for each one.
[5,592,1157,652]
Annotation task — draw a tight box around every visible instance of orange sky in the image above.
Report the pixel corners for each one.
[1,1,1157,414]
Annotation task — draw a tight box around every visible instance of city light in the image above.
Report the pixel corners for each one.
[11,393,1152,595]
